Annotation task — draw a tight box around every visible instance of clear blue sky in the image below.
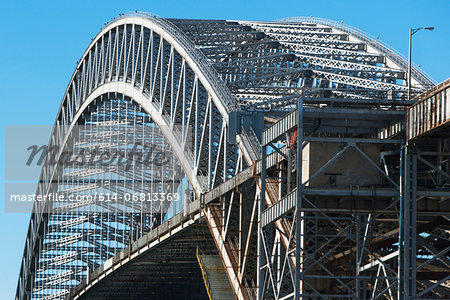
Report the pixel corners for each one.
[0,0,448,298]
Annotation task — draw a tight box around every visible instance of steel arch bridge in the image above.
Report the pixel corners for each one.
[16,12,449,300]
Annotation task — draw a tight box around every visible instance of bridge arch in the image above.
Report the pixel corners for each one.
[16,12,439,300]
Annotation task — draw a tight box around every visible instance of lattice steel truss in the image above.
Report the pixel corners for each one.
[16,12,446,300]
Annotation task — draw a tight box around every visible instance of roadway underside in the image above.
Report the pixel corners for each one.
[75,218,218,300]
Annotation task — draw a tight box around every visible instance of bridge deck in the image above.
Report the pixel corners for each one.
[68,212,218,300]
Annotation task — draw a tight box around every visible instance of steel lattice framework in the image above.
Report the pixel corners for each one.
[16,12,448,300]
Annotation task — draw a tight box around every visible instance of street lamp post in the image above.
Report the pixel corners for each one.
[400,25,434,300]
[408,26,434,100]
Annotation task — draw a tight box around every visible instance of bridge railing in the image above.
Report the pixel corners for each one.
[407,78,450,140]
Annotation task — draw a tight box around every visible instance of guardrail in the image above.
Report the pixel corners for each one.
[196,246,214,300]
[407,79,450,140]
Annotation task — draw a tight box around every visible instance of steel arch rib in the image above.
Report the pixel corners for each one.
[55,82,204,194]
[69,15,237,121]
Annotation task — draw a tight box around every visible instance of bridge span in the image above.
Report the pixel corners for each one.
[16,12,449,300]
